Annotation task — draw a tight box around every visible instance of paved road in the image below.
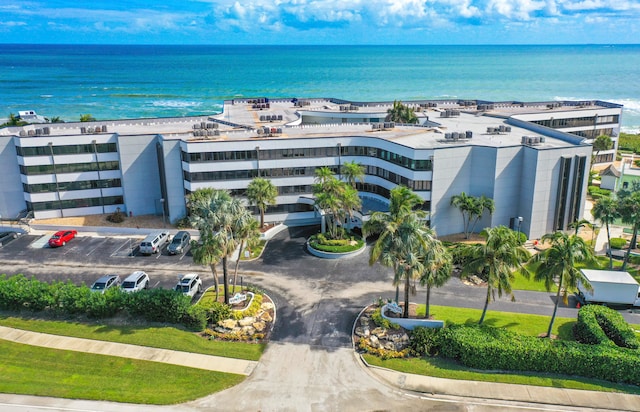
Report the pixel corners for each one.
[1,225,639,411]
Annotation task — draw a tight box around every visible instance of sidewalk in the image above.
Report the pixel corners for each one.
[0,326,257,376]
[363,359,640,411]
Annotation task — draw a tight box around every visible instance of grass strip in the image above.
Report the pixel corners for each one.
[362,355,640,395]
[0,314,264,361]
[0,339,244,404]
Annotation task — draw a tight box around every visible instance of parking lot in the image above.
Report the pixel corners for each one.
[0,230,207,294]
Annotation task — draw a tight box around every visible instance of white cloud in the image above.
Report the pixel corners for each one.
[486,0,546,20]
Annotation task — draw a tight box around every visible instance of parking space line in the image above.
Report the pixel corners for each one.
[86,238,109,256]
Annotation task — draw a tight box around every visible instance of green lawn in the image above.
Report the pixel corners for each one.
[371,305,640,393]
[414,305,576,339]
[0,314,265,361]
[363,355,640,394]
[0,339,245,404]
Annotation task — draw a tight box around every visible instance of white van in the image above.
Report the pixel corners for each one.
[139,232,170,255]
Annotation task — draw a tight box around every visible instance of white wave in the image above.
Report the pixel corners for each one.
[40,94,53,98]
[151,100,203,108]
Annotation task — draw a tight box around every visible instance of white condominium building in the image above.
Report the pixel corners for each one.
[0,98,622,239]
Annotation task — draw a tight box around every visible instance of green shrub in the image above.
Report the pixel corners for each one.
[106,209,126,223]
[50,281,91,314]
[204,301,232,324]
[308,234,364,253]
[231,293,263,320]
[371,307,400,330]
[125,288,191,323]
[573,306,610,345]
[610,237,627,249]
[85,287,125,318]
[438,324,640,385]
[181,305,209,331]
[408,326,442,356]
[576,305,640,349]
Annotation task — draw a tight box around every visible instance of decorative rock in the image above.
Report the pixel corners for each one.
[260,312,273,322]
[261,302,274,310]
[360,317,370,326]
[238,316,256,327]
[369,335,379,347]
[401,333,409,342]
[214,326,228,333]
[355,327,370,337]
[371,327,387,338]
[241,325,256,336]
[384,342,396,351]
[220,319,238,329]
[252,321,266,332]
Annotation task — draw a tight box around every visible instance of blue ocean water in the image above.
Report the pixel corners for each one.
[1,44,639,132]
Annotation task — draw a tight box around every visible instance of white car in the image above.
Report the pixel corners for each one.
[175,273,202,299]
[121,271,149,293]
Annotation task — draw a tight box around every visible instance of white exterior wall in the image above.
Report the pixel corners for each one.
[0,136,26,220]
[117,134,162,217]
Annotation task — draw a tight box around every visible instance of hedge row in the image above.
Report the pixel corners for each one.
[308,234,364,253]
[426,324,640,385]
[574,305,639,349]
[609,237,627,250]
[0,274,204,330]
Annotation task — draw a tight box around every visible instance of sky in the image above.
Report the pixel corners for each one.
[0,0,639,45]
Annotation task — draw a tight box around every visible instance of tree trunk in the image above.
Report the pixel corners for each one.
[222,256,230,305]
[622,228,636,271]
[233,240,245,292]
[260,207,265,229]
[209,263,220,302]
[425,285,431,319]
[547,281,563,338]
[403,272,410,318]
[479,284,491,324]
[606,221,613,270]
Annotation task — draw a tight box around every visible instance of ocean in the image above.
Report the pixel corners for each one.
[1,44,639,132]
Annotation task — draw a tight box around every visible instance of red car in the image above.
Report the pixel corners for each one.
[48,230,77,247]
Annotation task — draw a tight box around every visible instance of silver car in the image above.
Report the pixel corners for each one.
[167,231,191,255]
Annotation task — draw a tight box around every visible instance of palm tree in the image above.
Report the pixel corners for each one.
[450,192,495,239]
[313,168,361,239]
[189,230,223,302]
[246,177,277,228]
[386,100,418,124]
[419,237,452,319]
[188,188,246,304]
[233,211,260,290]
[460,226,530,324]
[591,197,620,269]
[532,232,595,338]
[364,186,428,318]
[592,134,613,166]
[80,114,96,122]
[341,160,365,188]
[568,218,592,236]
[617,191,640,271]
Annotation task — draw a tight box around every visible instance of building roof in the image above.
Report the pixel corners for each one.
[600,164,621,177]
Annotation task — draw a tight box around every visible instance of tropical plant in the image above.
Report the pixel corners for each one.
[233,213,260,289]
[617,190,640,270]
[1,113,27,127]
[341,160,365,188]
[313,167,361,239]
[591,197,620,269]
[418,237,452,319]
[188,188,248,304]
[386,100,418,124]
[459,226,530,324]
[80,113,96,122]
[364,186,429,318]
[450,192,495,239]
[189,230,222,302]
[246,177,277,228]
[592,134,613,165]
[568,218,592,236]
[531,231,595,338]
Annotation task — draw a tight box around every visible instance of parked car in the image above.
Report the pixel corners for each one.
[175,273,202,298]
[90,274,121,293]
[0,231,21,247]
[48,230,77,247]
[167,231,191,255]
[121,271,149,293]
[139,231,170,255]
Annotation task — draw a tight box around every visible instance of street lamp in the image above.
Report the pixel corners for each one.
[160,198,166,228]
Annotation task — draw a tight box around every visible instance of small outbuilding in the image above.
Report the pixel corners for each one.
[599,164,620,191]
